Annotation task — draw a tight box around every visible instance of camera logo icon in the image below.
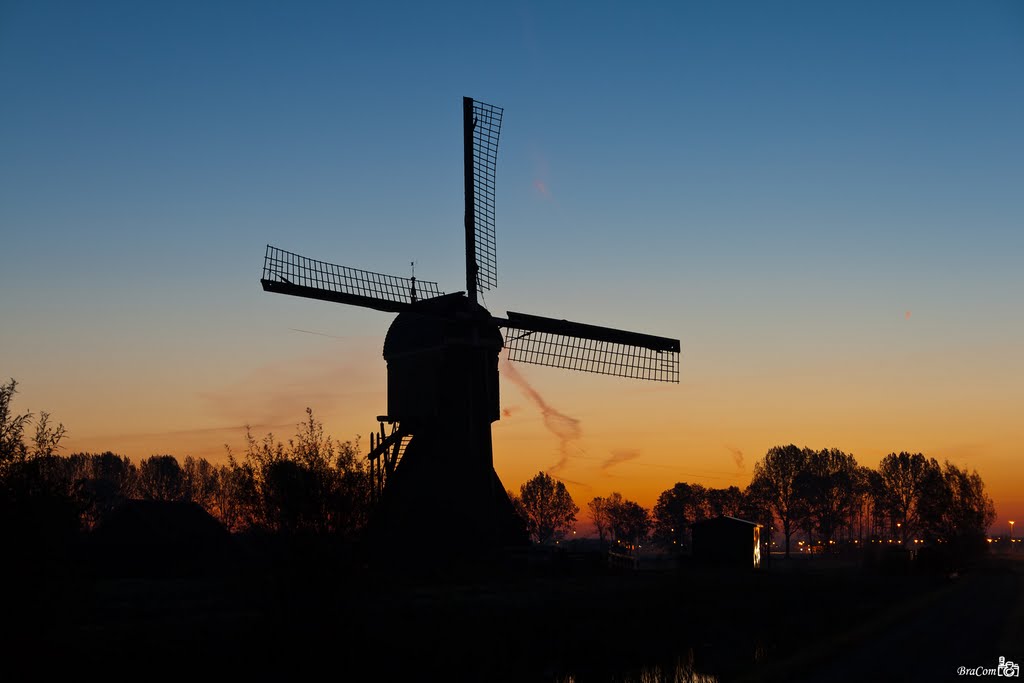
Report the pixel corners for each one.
[999,656,1021,678]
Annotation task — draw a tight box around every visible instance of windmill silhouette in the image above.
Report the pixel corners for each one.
[260,98,679,556]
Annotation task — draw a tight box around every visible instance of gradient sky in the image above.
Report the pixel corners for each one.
[2,1,1022,531]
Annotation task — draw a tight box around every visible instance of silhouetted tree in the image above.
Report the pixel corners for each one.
[262,458,322,533]
[137,455,185,502]
[0,382,77,568]
[876,452,939,543]
[739,483,774,545]
[327,438,372,540]
[588,496,612,546]
[182,455,219,511]
[606,494,650,547]
[31,411,66,459]
[918,460,995,556]
[706,486,744,518]
[652,483,707,549]
[72,451,137,528]
[749,444,809,558]
[222,409,370,537]
[845,465,877,543]
[516,471,578,544]
[1,379,33,473]
[216,456,258,532]
[797,448,859,546]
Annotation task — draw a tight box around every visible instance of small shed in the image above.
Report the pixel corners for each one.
[691,515,765,569]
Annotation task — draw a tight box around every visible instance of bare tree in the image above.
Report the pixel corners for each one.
[749,444,809,558]
[588,496,612,546]
[517,471,579,545]
[876,452,938,543]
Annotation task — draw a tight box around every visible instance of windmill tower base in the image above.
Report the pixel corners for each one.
[363,428,528,568]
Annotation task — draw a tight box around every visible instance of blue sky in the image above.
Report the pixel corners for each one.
[2,1,1022,522]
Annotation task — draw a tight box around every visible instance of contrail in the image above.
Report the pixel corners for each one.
[726,445,744,470]
[601,448,641,473]
[500,355,581,473]
[550,473,590,488]
[289,328,346,340]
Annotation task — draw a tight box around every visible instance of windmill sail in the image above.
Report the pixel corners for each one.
[261,245,444,313]
[464,98,503,301]
[496,311,680,383]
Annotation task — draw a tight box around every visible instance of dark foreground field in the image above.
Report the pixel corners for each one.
[4,544,1022,681]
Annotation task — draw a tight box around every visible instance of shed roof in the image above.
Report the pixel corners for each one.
[691,515,762,529]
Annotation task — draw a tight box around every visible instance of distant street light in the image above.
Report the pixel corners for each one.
[1011,520,1015,547]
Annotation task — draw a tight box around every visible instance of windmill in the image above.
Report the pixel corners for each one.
[260,98,679,556]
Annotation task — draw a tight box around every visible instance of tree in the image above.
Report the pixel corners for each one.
[846,465,877,543]
[1,380,68,473]
[220,409,371,536]
[0,381,77,563]
[918,460,996,553]
[739,482,775,546]
[797,448,859,545]
[73,451,137,528]
[876,452,939,543]
[31,411,67,459]
[262,458,321,533]
[589,492,653,547]
[652,482,707,549]
[749,444,809,558]
[137,455,185,501]
[588,496,612,546]
[182,456,219,511]
[608,497,651,547]
[706,486,743,518]
[1,379,33,472]
[216,456,258,532]
[517,471,578,544]
[327,437,372,540]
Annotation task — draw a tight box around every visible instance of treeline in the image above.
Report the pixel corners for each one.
[1,379,998,561]
[1,379,371,539]
[507,445,996,562]
[647,445,995,558]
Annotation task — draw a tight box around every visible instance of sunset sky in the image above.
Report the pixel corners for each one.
[2,1,1021,531]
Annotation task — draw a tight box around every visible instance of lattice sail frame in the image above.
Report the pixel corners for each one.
[499,313,680,383]
[262,245,443,307]
[469,99,502,292]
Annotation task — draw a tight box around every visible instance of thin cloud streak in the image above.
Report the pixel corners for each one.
[198,347,382,430]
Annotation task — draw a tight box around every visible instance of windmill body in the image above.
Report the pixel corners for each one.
[260,98,680,558]
[376,293,523,551]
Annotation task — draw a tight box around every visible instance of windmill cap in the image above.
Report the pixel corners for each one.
[383,294,502,357]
